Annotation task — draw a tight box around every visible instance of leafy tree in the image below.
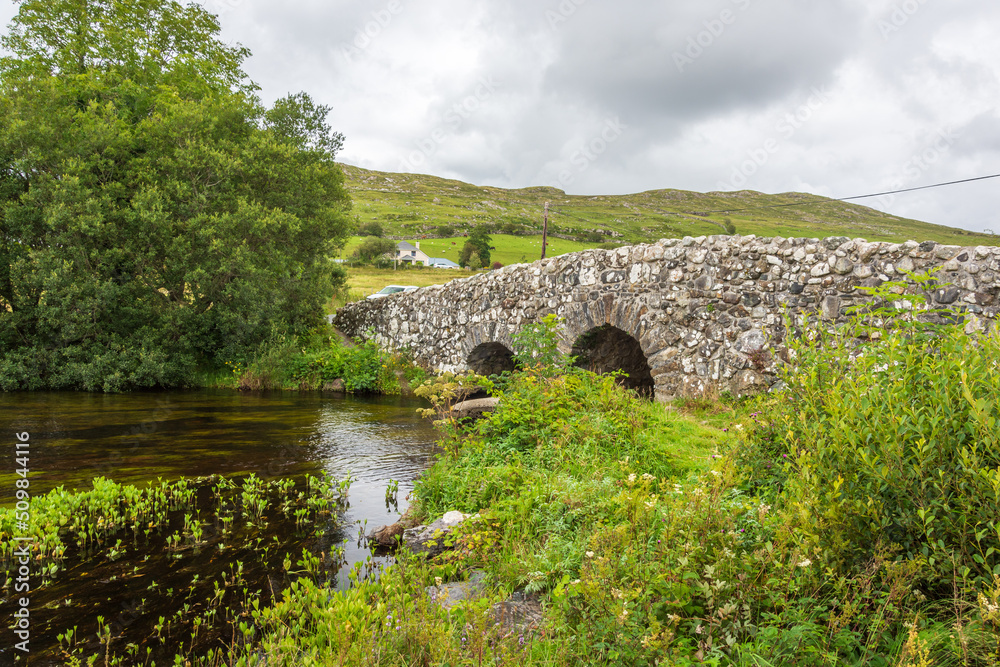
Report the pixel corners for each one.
[357,222,384,237]
[353,237,396,264]
[264,91,344,157]
[0,0,352,390]
[459,225,491,268]
[436,224,454,237]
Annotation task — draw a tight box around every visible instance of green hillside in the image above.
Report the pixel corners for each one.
[340,163,995,247]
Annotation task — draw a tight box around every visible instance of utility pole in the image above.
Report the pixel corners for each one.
[541,201,549,259]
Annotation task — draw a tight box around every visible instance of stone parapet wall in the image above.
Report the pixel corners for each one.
[333,234,1000,401]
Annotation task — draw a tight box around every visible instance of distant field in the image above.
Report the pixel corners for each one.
[330,163,1000,314]
[328,265,476,312]
[338,234,595,268]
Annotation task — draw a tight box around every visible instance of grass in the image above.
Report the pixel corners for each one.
[208,309,1000,665]
[341,163,997,247]
[337,234,596,271]
[329,264,475,309]
[641,399,734,473]
[22,337,1000,664]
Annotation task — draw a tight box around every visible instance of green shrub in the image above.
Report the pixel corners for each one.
[284,333,424,394]
[739,277,1000,594]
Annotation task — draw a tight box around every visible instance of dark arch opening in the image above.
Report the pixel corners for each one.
[572,324,654,397]
[467,342,517,377]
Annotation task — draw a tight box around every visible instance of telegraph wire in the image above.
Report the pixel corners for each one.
[687,173,1000,216]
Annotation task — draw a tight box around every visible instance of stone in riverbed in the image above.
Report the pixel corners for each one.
[367,506,420,549]
[403,510,471,556]
[323,378,346,392]
[491,591,544,634]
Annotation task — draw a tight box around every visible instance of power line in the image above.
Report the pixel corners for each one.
[537,171,1000,239]
[689,173,1000,216]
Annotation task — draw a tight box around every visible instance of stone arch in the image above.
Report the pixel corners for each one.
[466,342,517,376]
[571,323,655,397]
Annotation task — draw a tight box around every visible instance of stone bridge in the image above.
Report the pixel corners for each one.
[333,234,1000,401]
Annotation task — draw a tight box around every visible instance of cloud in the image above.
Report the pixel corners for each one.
[1,0,997,233]
[543,1,863,122]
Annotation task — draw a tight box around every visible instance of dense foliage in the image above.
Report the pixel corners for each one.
[739,289,1000,593]
[0,0,351,391]
[232,311,999,666]
[459,224,491,268]
[352,236,396,265]
[208,326,427,394]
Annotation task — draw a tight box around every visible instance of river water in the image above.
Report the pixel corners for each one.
[0,389,440,663]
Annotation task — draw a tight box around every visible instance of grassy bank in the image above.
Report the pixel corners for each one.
[215,310,1000,665]
[330,264,475,308]
[196,326,427,394]
[90,288,1000,664]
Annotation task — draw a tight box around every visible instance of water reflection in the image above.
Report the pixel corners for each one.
[0,389,440,663]
[0,390,439,503]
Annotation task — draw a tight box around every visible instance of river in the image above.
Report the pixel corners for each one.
[0,389,440,664]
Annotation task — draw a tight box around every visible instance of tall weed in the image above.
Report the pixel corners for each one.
[739,274,1000,595]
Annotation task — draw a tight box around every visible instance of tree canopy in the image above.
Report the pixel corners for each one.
[0,0,352,391]
[459,226,491,268]
[353,237,395,265]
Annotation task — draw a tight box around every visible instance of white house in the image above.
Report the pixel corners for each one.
[395,241,430,265]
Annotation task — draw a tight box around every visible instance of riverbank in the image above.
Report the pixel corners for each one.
[196,326,428,395]
[218,315,1000,665]
[7,310,999,664]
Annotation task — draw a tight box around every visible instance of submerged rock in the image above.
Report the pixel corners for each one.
[367,506,420,549]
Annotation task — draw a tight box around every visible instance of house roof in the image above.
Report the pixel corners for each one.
[428,257,459,267]
[396,241,417,251]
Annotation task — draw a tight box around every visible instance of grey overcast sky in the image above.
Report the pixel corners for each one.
[4,0,999,233]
